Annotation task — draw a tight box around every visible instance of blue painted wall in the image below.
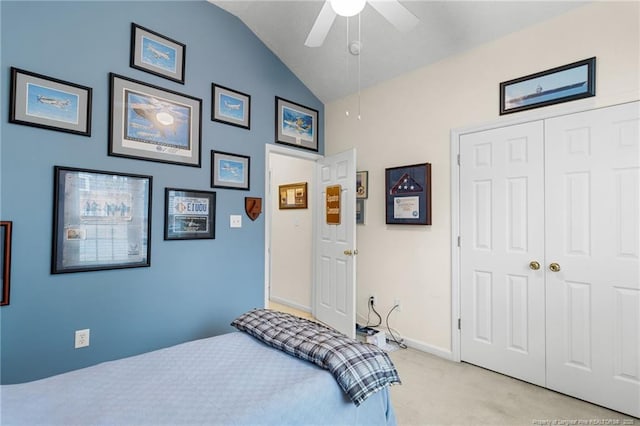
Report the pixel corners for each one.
[0,1,323,384]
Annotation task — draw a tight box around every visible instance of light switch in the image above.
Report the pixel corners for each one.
[230,215,242,228]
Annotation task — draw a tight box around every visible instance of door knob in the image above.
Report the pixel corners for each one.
[549,262,561,272]
[529,261,541,270]
[344,249,353,256]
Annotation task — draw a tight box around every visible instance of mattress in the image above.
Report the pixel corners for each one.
[0,332,396,425]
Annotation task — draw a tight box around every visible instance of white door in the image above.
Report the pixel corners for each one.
[314,149,357,338]
[545,102,640,417]
[460,121,546,386]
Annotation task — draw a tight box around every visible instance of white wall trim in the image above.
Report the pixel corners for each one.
[269,296,312,314]
[264,144,322,309]
[403,337,454,361]
[449,99,638,364]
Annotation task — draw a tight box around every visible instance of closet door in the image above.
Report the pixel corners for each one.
[545,102,640,417]
[460,121,546,386]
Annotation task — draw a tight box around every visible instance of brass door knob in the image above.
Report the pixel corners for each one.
[529,261,541,270]
[549,262,561,272]
[343,249,353,256]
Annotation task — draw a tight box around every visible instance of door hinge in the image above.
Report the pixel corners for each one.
[457,154,460,166]
[458,318,461,330]
[457,236,461,247]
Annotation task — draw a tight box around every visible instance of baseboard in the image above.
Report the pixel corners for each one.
[269,296,311,313]
[402,337,455,361]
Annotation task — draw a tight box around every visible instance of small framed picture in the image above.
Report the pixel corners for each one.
[52,166,152,274]
[279,182,308,209]
[165,188,216,240]
[356,171,369,199]
[275,96,318,152]
[0,221,12,306]
[211,150,250,190]
[356,199,365,225]
[500,57,596,115]
[130,23,186,84]
[109,73,202,167]
[385,163,432,225]
[212,83,251,129]
[9,67,92,136]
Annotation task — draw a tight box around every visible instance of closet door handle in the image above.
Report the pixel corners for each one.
[529,261,541,270]
[549,262,561,272]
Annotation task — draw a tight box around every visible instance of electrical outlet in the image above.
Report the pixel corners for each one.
[75,329,90,348]
[369,294,376,306]
[394,299,401,312]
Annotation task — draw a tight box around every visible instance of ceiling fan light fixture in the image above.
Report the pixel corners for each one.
[330,0,366,17]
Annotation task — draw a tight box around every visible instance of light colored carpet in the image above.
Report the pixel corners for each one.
[268,301,637,425]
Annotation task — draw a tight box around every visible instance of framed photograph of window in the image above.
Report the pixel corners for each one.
[356,171,369,199]
[210,150,250,190]
[9,67,92,136]
[212,83,251,129]
[275,96,318,152]
[0,221,12,306]
[385,163,432,225]
[500,57,596,115]
[130,23,186,84]
[109,73,202,167]
[279,182,308,209]
[52,166,152,274]
[164,188,216,240]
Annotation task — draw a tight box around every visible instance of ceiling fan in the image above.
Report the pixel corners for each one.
[305,0,419,47]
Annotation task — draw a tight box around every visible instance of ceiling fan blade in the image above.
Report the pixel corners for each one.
[368,0,419,33]
[304,1,337,47]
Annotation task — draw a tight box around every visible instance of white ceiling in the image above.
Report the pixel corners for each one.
[210,1,587,103]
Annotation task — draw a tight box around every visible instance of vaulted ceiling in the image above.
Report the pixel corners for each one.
[210,1,587,103]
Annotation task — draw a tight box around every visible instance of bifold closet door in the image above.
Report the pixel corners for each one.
[545,102,640,418]
[460,121,546,386]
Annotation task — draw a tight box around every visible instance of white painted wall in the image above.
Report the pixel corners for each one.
[325,2,640,354]
[269,152,314,311]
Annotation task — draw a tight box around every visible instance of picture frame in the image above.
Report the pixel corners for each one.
[210,150,250,190]
[356,199,365,225]
[164,188,216,240]
[130,23,186,84]
[52,166,152,274]
[500,57,596,115]
[275,96,318,152]
[385,163,432,225]
[0,221,12,306]
[356,171,369,199]
[279,182,308,209]
[212,83,251,130]
[9,67,92,136]
[109,73,202,167]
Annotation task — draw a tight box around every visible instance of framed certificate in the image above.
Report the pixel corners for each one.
[385,163,431,225]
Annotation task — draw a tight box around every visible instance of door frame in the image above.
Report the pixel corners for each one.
[264,144,322,310]
[449,101,625,363]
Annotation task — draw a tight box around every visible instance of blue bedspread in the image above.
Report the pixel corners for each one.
[1,332,396,425]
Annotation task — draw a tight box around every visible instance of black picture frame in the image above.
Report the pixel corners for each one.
[385,163,432,225]
[130,23,186,84]
[500,57,596,115]
[275,96,319,152]
[164,188,216,240]
[356,171,369,199]
[211,83,251,129]
[210,150,250,190]
[0,221,12,306]
[109,73,202,167]
[9,67,92,136]
[52,166,152,274]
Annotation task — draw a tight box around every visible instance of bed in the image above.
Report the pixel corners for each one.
[1,309,400,425]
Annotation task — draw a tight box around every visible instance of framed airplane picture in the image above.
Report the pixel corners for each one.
[275,96,318,152]
[212,83,251,129]
[9,67,92,136]
[130,23,186,84]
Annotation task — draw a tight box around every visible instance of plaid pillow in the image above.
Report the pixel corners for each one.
[231,309,401,406]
